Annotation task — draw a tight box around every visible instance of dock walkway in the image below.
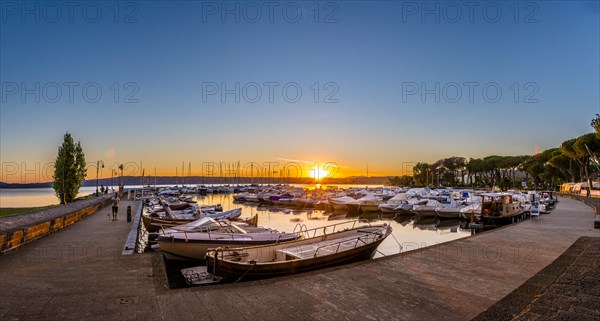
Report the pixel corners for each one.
[0,197,598,320]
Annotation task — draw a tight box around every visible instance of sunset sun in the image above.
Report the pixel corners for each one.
[309,167,330,180]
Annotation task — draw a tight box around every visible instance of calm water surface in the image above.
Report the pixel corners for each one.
[194,194,471,257]
[0,187,98,207]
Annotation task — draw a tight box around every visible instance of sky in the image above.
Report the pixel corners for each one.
[1,0,599,183]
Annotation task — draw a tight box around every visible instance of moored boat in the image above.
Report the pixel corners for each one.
[357,193,383,213]
[378,193,408,213]
[435,202,461,219]
[157,217,299,261]
[143,208,243,232]
[475,192,525,225]
[329,196,359,212]
[206,222,392,281]
[412,199,440,217]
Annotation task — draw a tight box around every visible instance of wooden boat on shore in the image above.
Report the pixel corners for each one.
[206,222,392,282]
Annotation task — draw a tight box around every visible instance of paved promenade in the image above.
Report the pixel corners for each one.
[0,197,598,320]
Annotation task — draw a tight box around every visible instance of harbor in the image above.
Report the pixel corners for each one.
[0,194,597,320]
[2,1,599,320]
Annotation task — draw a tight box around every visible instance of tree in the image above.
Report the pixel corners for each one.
[413,162,430,186]
[53,132,87,204]
[387,175,414,186]
[591,114,600,140]
[431,159,445,187]
[548,151,576,183]
[466,158,483,187]
[573,133,600,196]
[561,139,584,182]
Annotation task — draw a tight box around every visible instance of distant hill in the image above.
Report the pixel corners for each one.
[0,182,53,188]
[0,176,393,188]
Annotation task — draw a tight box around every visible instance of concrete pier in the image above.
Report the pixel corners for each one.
[0,197,598,320]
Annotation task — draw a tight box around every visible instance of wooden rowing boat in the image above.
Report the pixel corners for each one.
[206,223,392,282]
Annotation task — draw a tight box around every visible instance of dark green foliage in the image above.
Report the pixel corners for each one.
[591,114,600,140]
[53,132,87,204]
[387,175,414,186]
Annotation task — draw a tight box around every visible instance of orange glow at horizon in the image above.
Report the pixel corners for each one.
[309,167,330,181]
[0,158,412,184]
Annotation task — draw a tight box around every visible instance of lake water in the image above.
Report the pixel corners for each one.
[0,187,99,207]
[183,193,471,258]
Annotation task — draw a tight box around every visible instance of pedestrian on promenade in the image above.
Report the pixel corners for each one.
[111,195,120,221]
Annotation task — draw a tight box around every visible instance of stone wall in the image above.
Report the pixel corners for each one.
[0,197,112,254]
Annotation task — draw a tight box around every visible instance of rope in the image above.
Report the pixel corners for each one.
[390,233,403,254]
[235,260,257,283]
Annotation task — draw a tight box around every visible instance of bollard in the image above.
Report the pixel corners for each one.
[127,206,132,222]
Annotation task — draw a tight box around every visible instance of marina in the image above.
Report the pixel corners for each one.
[129,185,561,286]
[2,1,598,319]
[0,195,597,320]
[144,187,476,259]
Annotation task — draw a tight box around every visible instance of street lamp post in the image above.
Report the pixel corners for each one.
[111,169,117,192]
[118,164,124,191]
[95,160,104,196]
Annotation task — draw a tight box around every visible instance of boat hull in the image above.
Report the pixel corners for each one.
[207,230,389,281]
[360,204,381,213]
[436,209,461,219]
[413,209,437,217]
[143,215,195,232]
[330,203,347,211]
[378,205,397,213]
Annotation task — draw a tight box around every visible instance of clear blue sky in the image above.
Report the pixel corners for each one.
[1,1,599,181]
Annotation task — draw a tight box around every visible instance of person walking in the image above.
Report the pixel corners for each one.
[111,195,120,221]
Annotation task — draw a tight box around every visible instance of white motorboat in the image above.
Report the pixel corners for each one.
[329,196,359,211]
[244,194,260,203]
[157,217,299,261]
[201,208,242,220]
[460,202,482,220]
[412,199,441,217]
[436,204,461,219]
[358,193,383,213]
[378,193,408,213]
